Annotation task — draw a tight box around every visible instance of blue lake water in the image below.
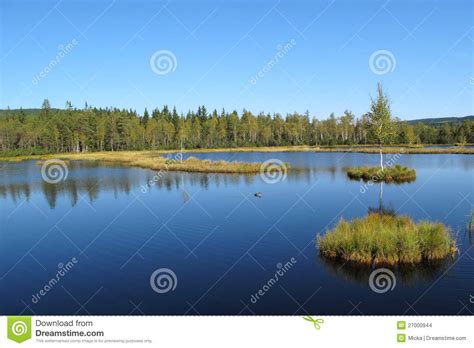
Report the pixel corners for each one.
[0,152,473,315]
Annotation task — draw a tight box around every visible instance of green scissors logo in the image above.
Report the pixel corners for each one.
[303,316,324,330]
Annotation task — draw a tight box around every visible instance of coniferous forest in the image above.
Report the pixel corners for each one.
[0,99,472,154]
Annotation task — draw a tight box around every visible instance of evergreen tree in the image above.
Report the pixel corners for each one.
[142,108,150,126]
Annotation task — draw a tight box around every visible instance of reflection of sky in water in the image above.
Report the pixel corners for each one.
[0,153,473,315]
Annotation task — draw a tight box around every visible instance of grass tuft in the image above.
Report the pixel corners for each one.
[346,164,416,183]
[317,213,457,265]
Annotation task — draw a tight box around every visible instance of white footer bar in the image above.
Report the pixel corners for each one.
[0,316,471,347]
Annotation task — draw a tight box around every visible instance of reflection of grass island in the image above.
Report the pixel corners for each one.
[346,165,416,183]
[29,151,290,174]
[317,213,457,265]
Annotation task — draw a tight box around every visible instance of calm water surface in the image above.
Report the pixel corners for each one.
[0,152,473,315]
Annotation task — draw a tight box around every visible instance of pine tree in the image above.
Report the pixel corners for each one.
[142,108,150,126]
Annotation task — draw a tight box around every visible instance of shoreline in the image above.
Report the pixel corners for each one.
[1,145,473,163]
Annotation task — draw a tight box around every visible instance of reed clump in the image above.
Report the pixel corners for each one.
[346,164,416,183]
[317,213,457,265]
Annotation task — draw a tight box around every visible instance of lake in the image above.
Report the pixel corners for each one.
[0,152,473,315]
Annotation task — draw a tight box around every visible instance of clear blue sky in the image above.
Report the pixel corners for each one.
[0,0,472,120]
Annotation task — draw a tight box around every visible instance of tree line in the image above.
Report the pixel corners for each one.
[0,99,472,154]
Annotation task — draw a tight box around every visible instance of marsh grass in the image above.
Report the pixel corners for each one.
[1,145,473,162]
[317,213,457,265]
[314,146,474,154]
[167,145,474,154]
[14,151,288,174]
[346,164,416,183]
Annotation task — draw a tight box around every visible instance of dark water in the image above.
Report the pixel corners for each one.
[0,152,473,315]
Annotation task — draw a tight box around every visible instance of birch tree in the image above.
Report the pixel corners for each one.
[368,83,394,170]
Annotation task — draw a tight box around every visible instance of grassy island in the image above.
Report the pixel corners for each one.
[5,151,289,175]
[317,214,457,265]
[346,164,416,183]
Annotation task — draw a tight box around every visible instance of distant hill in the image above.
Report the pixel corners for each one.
[406,115,474,125]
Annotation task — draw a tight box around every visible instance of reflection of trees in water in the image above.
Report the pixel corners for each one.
[319,255,451,285]
[40,177,102,208]
[0,162,343,208]
[0,171,255,208]
[147,166,337,191]
[367,182,397,216]
[150,172,246,192]
[0,182,31,203]
[288,166,339,182]
[0,174,142,209]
